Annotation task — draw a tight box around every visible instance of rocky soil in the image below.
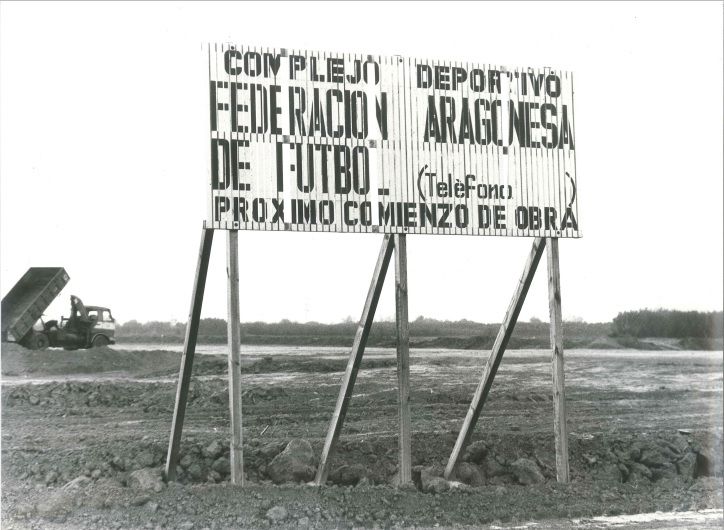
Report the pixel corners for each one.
[1,343,722,528]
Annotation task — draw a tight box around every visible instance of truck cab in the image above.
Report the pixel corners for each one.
[49,297,116,349]
[58,305,116,347]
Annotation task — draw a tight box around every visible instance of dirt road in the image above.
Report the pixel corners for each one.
[1,344,722,529]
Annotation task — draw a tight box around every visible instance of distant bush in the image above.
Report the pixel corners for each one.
[612,309,723,338]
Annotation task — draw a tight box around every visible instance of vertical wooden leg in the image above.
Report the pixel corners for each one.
[547,237,569,483]
[315,235,395,485]
[227,230,244,486]
[394,234,412,485]
[444,238,546,480]
[165,227,214,481]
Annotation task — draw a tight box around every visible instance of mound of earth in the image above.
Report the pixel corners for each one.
[1,343,183,377]
[1,344,721,528]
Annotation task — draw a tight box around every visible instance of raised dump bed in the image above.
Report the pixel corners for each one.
[1,267,69,343]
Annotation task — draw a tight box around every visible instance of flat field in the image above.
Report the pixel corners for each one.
[1,343,722,529]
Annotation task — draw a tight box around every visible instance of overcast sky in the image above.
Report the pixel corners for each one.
[1,1,722,325]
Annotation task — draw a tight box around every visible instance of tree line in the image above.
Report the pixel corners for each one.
[116,315,610,341]
[611,309,723,338]
[117,310,723,341]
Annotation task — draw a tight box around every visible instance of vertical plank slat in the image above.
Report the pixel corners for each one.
[394,234,412,485]
[315,235,395,485]
[547,237,569,482]
[444,237,546,480]
[227,230,244,485]
[165,227,214,481]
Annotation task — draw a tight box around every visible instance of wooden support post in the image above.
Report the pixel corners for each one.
[547,237,569,483]
[165,227,214,481]
[227,230,244,486]
[444,237,546,480]
[394,234,412,485]
[315,235,395,485]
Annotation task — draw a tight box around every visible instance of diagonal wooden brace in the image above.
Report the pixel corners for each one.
[444,237,546,480]
[165,227,214,481]
[315,235,395,485]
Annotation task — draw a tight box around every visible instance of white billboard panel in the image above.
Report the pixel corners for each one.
[207,44,579,237]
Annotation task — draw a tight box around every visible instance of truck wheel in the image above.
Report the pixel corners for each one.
[32,333,49,350]
[92,335,110,348]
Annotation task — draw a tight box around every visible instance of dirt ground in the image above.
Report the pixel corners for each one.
[1,343,722,529]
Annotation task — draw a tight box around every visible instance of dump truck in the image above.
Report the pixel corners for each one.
[1,267,115,350]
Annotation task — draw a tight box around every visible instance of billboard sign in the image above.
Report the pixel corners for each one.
[207,44,579,237]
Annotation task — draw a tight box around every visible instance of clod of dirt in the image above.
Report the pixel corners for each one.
[203,440,224,460]
[35,490,74,516]
[130,494,151,506]
[111,456,126,471]
[329,464,366,486]
[420,466,451,493]
[259,441,286,459]
[179,454,194,469]
[483,456,507,477]
[639,447,668,467]
[593,463,623,483]
[694,436,724,477]
[453,462,485,486]
[186,463,204,480]
[651,462,679,481]
[510,458,545,485]
[133,451,155,469]
[462,440,488,464]
[128,467,165,492]
[267,439,316,484]
[424,476,450,494]
[627,462,652,483]
[14,502,35,517]
[211,456,230,475]
[45,470,59,485]
[266,505,288,523]
[676,452,697,477]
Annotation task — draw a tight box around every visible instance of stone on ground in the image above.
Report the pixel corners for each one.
[128,467,165,493]
[267,439,316,484]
